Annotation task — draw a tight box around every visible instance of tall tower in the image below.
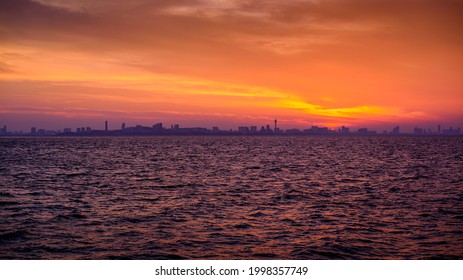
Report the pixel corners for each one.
[105,121,108,131]
[274,116,277,132]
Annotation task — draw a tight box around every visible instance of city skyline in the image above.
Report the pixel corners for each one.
[1,0,463,131]
[0,119,461,136]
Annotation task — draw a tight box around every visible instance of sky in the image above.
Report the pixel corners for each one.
[1,0,462,132]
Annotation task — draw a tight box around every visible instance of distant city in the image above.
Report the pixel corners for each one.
[0,119,461,136]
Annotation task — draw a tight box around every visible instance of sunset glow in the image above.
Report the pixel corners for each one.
[1,0,462,131]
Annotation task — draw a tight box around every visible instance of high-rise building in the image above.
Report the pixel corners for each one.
[121,123,126,130]
[238,126,250,134]
[442,126,461,135]
[357,128,368,135]
[152,123,163,132]
[266,124,272,133]
[105,121,108,131]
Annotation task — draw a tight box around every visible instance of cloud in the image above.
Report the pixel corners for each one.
[2,0,462,60]
[1,0,462,130]
[0,62,15,73]
[0,0,94,31]
[277,99,400,119]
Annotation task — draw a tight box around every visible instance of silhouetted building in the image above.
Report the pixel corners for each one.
[274,117,277,132]
[357,128,376,135]
[392,126,400,135]
[238,126,250,134]
[152,123,163,132]
[86,127,91,132]
[340,126,350,134]
[174,127,209,134]
[438,125,441,134]
[250,126,257,133]
[266,124,273,134]
[31,127,37,134]
[414,127,424,135]
[121,123,126,130]
[442,126,461,135]
[212,126,219,133]
[285,128,302,135]
[63,128,71,133]
[77,128,81,133]
[105,121,108,131]
[305,126,330,134]
[358,128,368,134]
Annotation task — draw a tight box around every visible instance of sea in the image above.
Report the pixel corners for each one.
[1,136,462,259]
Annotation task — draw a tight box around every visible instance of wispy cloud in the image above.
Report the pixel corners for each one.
[1,0,462,129]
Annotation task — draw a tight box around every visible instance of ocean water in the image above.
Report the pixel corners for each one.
[0,136,462,259]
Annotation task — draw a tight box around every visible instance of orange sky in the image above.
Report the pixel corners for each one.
[1,0,462,132]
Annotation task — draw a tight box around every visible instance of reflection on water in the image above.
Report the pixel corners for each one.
[0,136,462,259]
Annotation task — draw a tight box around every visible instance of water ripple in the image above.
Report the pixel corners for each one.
[0,136,462,259]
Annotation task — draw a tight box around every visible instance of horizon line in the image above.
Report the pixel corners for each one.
[1,121,461,136]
